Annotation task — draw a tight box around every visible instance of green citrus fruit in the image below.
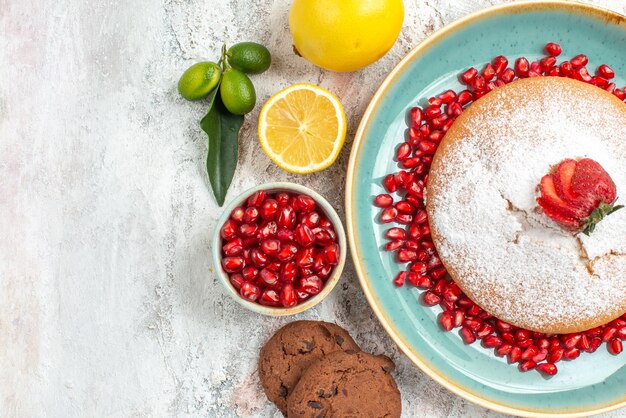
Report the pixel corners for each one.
[220,68,257,115]
[178,62,222,101]
[227,42,271,74]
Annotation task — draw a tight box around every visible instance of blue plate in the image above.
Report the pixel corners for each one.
[345,2,626,416]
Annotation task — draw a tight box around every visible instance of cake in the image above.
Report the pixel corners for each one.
[426,76,626,334]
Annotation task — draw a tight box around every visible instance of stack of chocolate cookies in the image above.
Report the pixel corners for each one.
[259,321,401,417]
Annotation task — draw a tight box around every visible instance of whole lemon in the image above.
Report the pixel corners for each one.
[289,0,404,72]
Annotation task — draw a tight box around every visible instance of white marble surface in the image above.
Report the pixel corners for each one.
[2,0,626,417]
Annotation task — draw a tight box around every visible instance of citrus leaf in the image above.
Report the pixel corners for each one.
[201,90,244,206]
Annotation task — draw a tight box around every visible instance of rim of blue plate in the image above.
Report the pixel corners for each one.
[212,182,347,316]
[345,1,626,416]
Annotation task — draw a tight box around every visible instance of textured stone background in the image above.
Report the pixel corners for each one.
[2,0,626,417]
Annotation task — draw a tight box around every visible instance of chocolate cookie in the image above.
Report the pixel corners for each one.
[259,321,360,415]
[287,351,401,418]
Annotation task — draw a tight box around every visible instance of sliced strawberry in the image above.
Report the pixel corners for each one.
[538,174,587,219]
[537,197,582,231]
[572,158,617,203]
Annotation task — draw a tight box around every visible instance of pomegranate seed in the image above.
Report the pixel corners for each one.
[540,56,556,73]
[396,201,415,214]
[428,97,443,107]
[572,67,592,82]
[266,261,281,272]
[277,244,298,262]
[300,275,323,295]
[545,42,562,56]
[496,344,513,356]
[532,348,548,363]
[260,238,280,256]
[508,347,522,363]
[295,224,315,247]
[587,337,602,353]
[457,90,473,105]
[229,273,244,290]
[500,68,515,83]
[273,192,289,207]
[223,238,244,256]
[383,174,398,193]
[296,247,315,267]
[492,55,508,75]
[471,75,486,91]
[563,347,580,360]
[536,363,557,376]
[276,227,294,242]
[495,320,513,332]
[438,89,457,104]
[294,194,316,212]
[241,266,258,281]
[460,327,476,344]
[410,107,423,127]
[393,271,407,287]
[517,339,533,348]
[422,291,441,306]
[577,334,590,351]
[460,67,478,84]
[614,88,626,100]
[514,57,529,77]
[259,289,280,306]
[257,221,277,240]
[609,338,623,355]
[259,268,278,286]
[386,227,407,240]
[231,207,245,222]
[247,191,266,207]
[379,207,397,223]
[277,206,296,229]
[243,206,259,223]
[439,311,455,331]
[222,256,244,273]
[590,76,609,88]
[397,248,418,262]
[300,211,320,228]
[602,327,617,342]
[482,63,496,81]
[385,240,404,251]
[280,284,298,307]
[483,335,503,348]
[548,348,564,363]
[239,223,258,237]
[476,324,494,339]
[570,54,588,68]
[396,142,411,161]
[519,360,536,372]
[597,64,615,79]
[374,194,393,208]
[424,105,442,119]
[617,326,626,339]
[418,140,437,154]
[559,61,573,76]
[515,329,531,341]
[443,282,461,303]
[260,199,278,220]
[280,262,297,283]
[324,244,339,265]
[464,318,483,332]
[220,219,238,240]
[521,346,539,360]
[536,338,550,350]
[240,281,261,302]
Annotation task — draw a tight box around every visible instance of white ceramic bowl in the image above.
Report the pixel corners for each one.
[212,182,347,316]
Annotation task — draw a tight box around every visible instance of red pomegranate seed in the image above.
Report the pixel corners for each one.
[540,56,556,73]
[457,90,473,105]
[231,207,245,222]
[277,244,298,262]
[536,363,558,376]
[597,64,615,79]
[460,326,476,344]
[422,291,441,306]
[294,194,316,212]
[259,289,281,306]
[259,268,278,286]
[572,67,592,83]
[222,256,244,273]
[300,275,323,295]
[223,238,244,256]
[379,207,397,223]
[300,211,320,228]
[545,42,562,56]
[428,97,443,107]
[536,338,550,350]
[243,206,259,223]
[257,221,277,240]
[220,219,238,240]
[496,344,513,356]
[386,227,407,240]
[247,191,266,207]
[559,61,573,76]
[514,57,529,77]
[241,266,258,281]
[500,68,515,83]
[374,194,393,208]
[276,227,294,242]
[385,240,403,251]
[477,324,495,339]
[295,224,315,247]
[570,54,588,68]
[383,174,398,193]
[577,334,590,351]
[508,346,522,363]
[521,346,539,360]
[532,348,548,363]
[617,326,626,339]
[279,262,297,283]
[424,105,442,119]
[464,318,483,332]
[614,88,626,100]
[279,284,298,307]
[460,67,478,84]
[396,142,411,161]
[277,206,296,228]
[482,63,496,81]
[609,338,623,355]
[516,329,532,341]
[587,337,602,353]
[266,261,281,272]
[229,273,245,290]
[239,223,258,238]
[519,360,536,372]
[591,76,609,88]
[296,247,315,267]
[396,201,415,214]
[260,199,278,220]
[260,238,280,256]
[439,311,455,331]
[250,248,268,267]
[397,248,418,263]
[438,89,457,104]
[324,244,339,265]
[240,281,261,302]
[602,327,617,342]
[410,107,423,127]
[493,55,508,75]
[548,347,564,363]
[471,75,486,92]
[393,271,407,287]
[563,347,581,360]
[483,335,503,348]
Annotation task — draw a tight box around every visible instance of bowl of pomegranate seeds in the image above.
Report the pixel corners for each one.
[212,182,346,315]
